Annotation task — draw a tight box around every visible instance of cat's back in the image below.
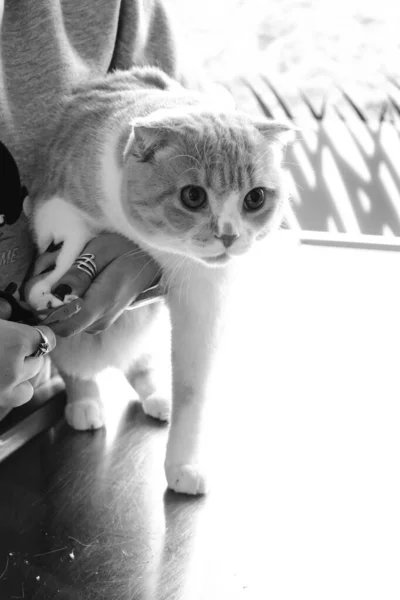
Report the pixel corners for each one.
[29,67,191,200]
[48,67,184,155]
[69,66,181,119]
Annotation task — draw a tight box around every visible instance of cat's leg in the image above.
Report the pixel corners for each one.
[126,353,171,422]
[27,197,93,310]
[62,372,105,431]
[165,265,228,495]
[28,235,89,310]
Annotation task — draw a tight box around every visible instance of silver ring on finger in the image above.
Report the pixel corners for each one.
[32,327,51,358]
[73,253,98,281]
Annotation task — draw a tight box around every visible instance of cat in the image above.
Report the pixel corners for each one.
[26,65,295,495]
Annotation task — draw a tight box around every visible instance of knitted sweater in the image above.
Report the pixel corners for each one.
[0,0,177,293]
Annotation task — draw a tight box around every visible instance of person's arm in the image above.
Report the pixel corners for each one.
[0,0,172,347]
[0,320,56,407]
[25,233,161,337]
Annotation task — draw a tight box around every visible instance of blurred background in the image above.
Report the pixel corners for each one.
[169,0,399,117]
[169,0,400,239]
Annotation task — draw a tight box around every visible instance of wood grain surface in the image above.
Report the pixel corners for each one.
[1,240,400,599]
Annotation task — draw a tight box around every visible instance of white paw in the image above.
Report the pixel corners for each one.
[28,280,64,310]
[65,400,105,431]
[40,292,64,310]
[165,463,209,495]
[142,394,171,422]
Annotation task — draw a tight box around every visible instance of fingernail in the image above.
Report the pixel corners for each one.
[46,241,64,253]
[53,284,72,300]
[40,264,55,275]
[62,300,82,319]
[4,282,18,294]
[20,186,29,201]
[0,299,12,320]
[71,303,82,315]
[42,300,82,325]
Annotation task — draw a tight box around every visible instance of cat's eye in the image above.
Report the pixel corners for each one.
[180,185,207,210]
[243,187,271,212]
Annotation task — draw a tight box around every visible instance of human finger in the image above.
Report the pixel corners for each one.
[0,379,35,409]
[21,356,44,384]
[52,250,160,337]
[0,406,13,420]
[51,233,141,302]
[10,381,35,407]
[84,311,124,335]
[23,244,62,306]
[0,298,12,320]
[20,324,57,358]
[40,298,83,326]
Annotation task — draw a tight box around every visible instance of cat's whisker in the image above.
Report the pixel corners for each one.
[186,256,195,307]
[253,148,277,167]
[178,255,191,306]
[252,154,272,172]
[177,262,184,305]
[171,255,187,295]
[289,181,304,192]
[164,256,183,299]
[207,153,224,163]
[250,167,279,185]
[251,163,275,181]
[130,257,160,291]
[194,142,203,164]
[168,154,203,169]
[202,133,213,168]
[247,155,278,179]
[166,269,181,303]
[180,166,202,177]
[252,155,269,170]
[121,248,151,260]
[200,135,212,166]
[282,161,305,169]
[255,146,273,160]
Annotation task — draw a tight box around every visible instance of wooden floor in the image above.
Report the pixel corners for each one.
[1,237,400,600]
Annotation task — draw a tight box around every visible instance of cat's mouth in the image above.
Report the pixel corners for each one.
[202,253,231,265]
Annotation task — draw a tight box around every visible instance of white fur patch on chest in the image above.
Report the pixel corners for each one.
[33,196,94,250]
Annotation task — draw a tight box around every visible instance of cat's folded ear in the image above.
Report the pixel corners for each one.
[253,120,298,146]
[124,124,166,163]
[124,113,179,162]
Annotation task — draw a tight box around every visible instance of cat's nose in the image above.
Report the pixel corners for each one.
[215,233,239,248]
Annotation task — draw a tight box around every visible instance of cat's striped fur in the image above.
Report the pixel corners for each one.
[27,66,295,494]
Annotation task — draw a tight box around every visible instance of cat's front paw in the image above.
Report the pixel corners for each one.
[27,280,64,310]
[165,463,209,495]
[65,399,105,431]
[142,394,171,422]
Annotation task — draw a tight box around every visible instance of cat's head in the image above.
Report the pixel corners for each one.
[122,107,296,266]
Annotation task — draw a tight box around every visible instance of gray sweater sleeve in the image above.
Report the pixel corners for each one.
[0,0,177,292]
[0,0,178,186]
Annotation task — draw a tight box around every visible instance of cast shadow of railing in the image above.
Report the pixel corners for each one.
[242,76,400,237]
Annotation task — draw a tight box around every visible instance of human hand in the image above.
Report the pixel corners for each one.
[26,233,161,338]
[0,319,56,408]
